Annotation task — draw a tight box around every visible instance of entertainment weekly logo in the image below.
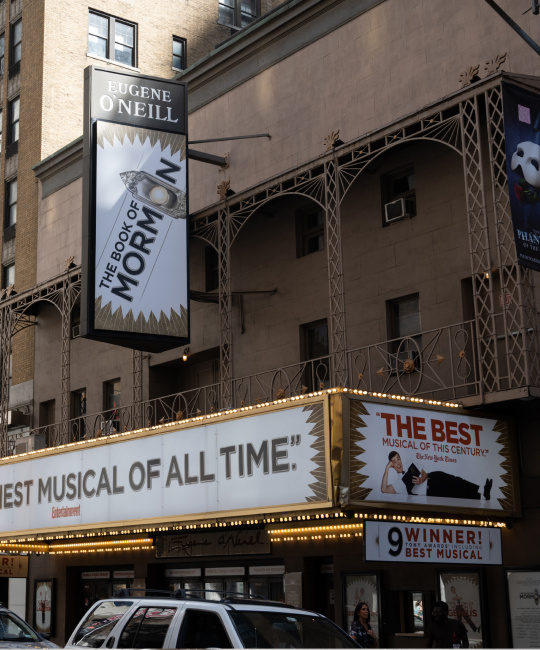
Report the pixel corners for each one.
[52,504,81,519]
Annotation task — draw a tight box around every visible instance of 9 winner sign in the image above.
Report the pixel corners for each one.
[365,521,502,565]
[81,66,189,351]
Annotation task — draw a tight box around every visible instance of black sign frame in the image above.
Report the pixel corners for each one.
[81,66,189,352]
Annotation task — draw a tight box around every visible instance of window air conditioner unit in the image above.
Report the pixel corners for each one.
[72,324,81,338]
[99,420,118,436]
[14,433,46,455]
[384,197,415,224]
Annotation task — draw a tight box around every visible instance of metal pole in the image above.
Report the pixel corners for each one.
[483,0,540,56]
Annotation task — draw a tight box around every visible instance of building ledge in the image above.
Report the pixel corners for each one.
[461,385,539,407]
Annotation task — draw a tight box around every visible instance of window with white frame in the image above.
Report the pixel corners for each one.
[6,97,19,158]
[88,10,136,67]
[10,19,21,70]
[8,97,19,144]
[296,205,325,257]
[104,378,121,432]
[387,293,421,373]
[2,262,14,288]
[172,36,186,71]
[381,165,416,225]
[0,34,5,76]
[218,0,259,29]
[5,178,16,227]
[300,319,330,391]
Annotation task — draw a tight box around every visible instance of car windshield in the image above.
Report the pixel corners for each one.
[71,601,134,647]
[0,611,40,642]
[229,610,358,648]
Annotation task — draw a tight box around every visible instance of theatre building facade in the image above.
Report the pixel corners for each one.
[0,392,522,647]
[1,0,540,647]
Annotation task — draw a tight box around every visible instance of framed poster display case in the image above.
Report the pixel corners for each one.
[343,573,381,644]
[34,579,54,637]
[505,568,540,648]
[437,570,484,648]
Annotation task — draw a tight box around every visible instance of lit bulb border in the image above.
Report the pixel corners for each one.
[2,387,460,464]
[0,512,508,554]
[0,390,507,552]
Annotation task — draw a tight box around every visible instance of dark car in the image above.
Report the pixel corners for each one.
[0,604,58,648]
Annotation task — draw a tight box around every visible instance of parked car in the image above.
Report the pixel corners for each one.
[65,589,358,648]
[0,604,58,648]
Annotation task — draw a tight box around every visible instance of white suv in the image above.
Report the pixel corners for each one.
[65,590,358,649]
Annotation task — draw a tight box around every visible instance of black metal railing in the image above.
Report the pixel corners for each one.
[8,321,482,454]
[29,383,220,448]
[346,320,479,400]
[232,356,332,406]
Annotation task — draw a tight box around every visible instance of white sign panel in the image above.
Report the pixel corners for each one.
[249,565,285,575]
[205,567,245,577]
[0,402,327,535]
[165,568,202,578]
[94,123,188,338]
[82,571,110,579]
[82,67,189,352]
[507,570,540,648]
[365,521,502,565]
[349,399,515,512]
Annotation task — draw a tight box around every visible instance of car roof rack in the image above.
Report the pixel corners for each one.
[112,588,263,600]
[174,588,266,601]
[113,588,178,598]
[111,587,294,609]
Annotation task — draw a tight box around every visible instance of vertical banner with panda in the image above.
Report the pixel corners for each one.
[503,82,540,272]
[81,67,189,351]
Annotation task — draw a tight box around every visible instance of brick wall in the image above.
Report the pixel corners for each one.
[40,0,284,159]
[6,0,281,390]
[6,0,45,384]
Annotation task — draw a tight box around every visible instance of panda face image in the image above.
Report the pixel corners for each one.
[511,141,540,188]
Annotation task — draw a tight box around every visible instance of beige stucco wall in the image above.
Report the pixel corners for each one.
[37,178,82,282]
[24,5,540,646]
[208,141,469,380]
[341,141,469,348]
[33,0,540,398]
[186,0,540,212]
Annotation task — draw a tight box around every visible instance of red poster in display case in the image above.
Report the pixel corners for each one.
[34,579,54,637]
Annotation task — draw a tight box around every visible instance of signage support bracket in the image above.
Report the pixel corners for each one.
[187,148,228,167]
[187,134,271,168]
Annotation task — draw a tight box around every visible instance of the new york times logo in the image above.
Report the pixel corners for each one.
[520,588,539,605]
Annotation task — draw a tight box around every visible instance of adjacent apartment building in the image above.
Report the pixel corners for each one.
[0,0,281,447]
[0,0,539,647]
